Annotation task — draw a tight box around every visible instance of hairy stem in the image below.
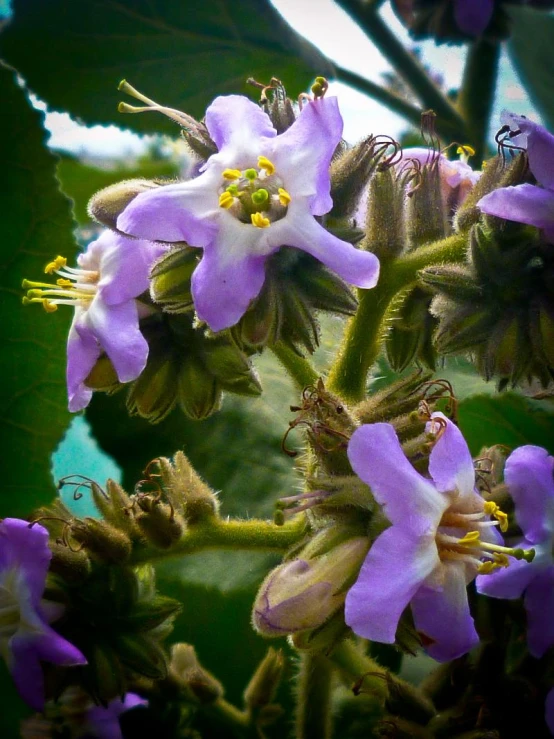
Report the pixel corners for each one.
[457,38,501,163]
[335,0,466,141]
[131,515,307,564]
[271,341,319,389]
[327,232,467,403]
[295,653,334,739]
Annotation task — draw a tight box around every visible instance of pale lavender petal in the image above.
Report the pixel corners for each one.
[348,423,446,534]
[427,413,475,497]
[270,97,343,215]
[205,95,276,155]
[511,117,554,190]
[191,240,267,332]
[98,234,168,305]
[117,175,220,245]
[525,566,554,658]
[85,299,148,383]
[454,0,494,35]
[275,201,380,289]
[505,445,554,544]
[545,687,554,734]
[66,319,101,413]
[0,520,50,605]
[411,561,479,661]
[345,527,439,643]
[478,184,554,242]
[476,550,538,599]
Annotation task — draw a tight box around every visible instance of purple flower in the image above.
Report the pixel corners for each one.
[400,146,481,204]
[0,519,86,710]
[454,0,494,35]
[117,95,380,332]
[345,413,525,662]
[478,115,554,242]
[477,445,554,658]
[24,230,167,411]
[84,693,147,739]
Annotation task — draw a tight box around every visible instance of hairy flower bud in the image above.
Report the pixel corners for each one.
[92,479,142,540]
[406,162,447,249]
[88,179,161,230]
[135,496,185,550]
[361,166,406,261]
[49,541,91,584]
[243,648,284,712]
[169,643,224,703]
[157,451,219,522]
[252,535,368,637]
[70,518,132,564]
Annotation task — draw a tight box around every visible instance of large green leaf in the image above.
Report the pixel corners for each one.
[1,63,78,518]
[508,7,554,130]
[458,392,554,456]
[0,0,334,135]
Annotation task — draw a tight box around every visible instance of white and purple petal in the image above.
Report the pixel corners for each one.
[0,520,51,606]
[427,413,476,498]
[348,423,446,534]
[66,319,101,413]
[345,527,439,643]
[411,561,479,661]
[478,184,554,243]
[505,445,554,544]
[205,95,276,160]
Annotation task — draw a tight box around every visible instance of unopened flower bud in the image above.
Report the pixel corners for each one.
[135,497,185,549]
[360,166,406,261]
[406,161,447,249]
[243,648,284,711]
[92,479,142,539]
[157,451,219,522]
[169,643,224,703]
[252,536,368,637]
[70,518,132,564]
[49,541,91,583]
[88,178,160,230]
[149,247,197,313]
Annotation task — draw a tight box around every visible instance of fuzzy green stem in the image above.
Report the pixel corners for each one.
[295,653,334,739]
[457,38,501,163]
[201,698,258,738]
[131,515,307,565]
[335,0,466,141]
[327,232,467,402]
[271,341,319,389]
[334,64,425,130]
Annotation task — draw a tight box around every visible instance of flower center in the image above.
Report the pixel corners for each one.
[22,256,99,313]
[218,156,291,229]
[435,501,535,575]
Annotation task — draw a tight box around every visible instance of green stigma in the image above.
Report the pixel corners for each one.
[251,188,269,206]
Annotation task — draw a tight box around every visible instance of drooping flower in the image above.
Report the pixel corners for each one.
[478,115,554,242]
[477,445,554,658]
[23,230,167,411]
[84,692,148,739]
[345,413,534,661]
[0,518,86,710]
[117,94,380,332]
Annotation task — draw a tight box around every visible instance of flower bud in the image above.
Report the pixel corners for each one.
[243,648,284,712]
[49,541,92,583]
[169,643,224,703]
[360,166,406,261]
[88,179,160,230]
[149,247,197,313]
[70,517,132,564]
[385,286,438,372]
[406,162,447,249]
[92,479,142,539]
[252,536,368,637]
[135,497,185,549]
[181,122,218,160]
[157,451,219,522]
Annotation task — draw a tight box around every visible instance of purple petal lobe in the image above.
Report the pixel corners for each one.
[85,299,148,383]
[505,445,554,543]
[66,321,100,412]
[476,548,538,599]
[270,97,343,215]
[191,237,267,332]
[205,95,276,154]
[0,520,50,605]
[454,0,494,35]
[427,413,475,496]
[98,234,167,306]
[478,184,554,240]
[515,118,554,190]
[9,638,46,711]
[525,566,554,658]
[345,527,438,643]
[348,423,445,534]
[276,202,380,289]
[117,178,219,245]
[411,561,479,661]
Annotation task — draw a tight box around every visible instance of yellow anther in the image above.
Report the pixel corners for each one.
[484,501,509,532]
[493,553,510,568]
[42,299,58,313]
[56,278,73,288]
[219,192,235,209]
[278,188,291,206]
[44,256,67,275]
[258,156,275,175]
[477,561,499,575]
[251,212,270,229]
[458,530,480,547]
[456,144,475,157]
[222,169,242,181]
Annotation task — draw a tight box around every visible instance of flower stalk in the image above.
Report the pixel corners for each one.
[295,654,334,739]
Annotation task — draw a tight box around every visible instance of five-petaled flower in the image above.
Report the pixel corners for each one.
[0,518,86,710]
[23,230,167,412]
[477,445,554,658]
[478,115,554,243]
[345,413,533,661]
[117,94,380,332]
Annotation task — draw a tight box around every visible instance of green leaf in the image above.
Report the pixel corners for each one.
[458,392,554,456]
[0,0,334,135]
[1,63,78,518]
[508,7,554,130]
